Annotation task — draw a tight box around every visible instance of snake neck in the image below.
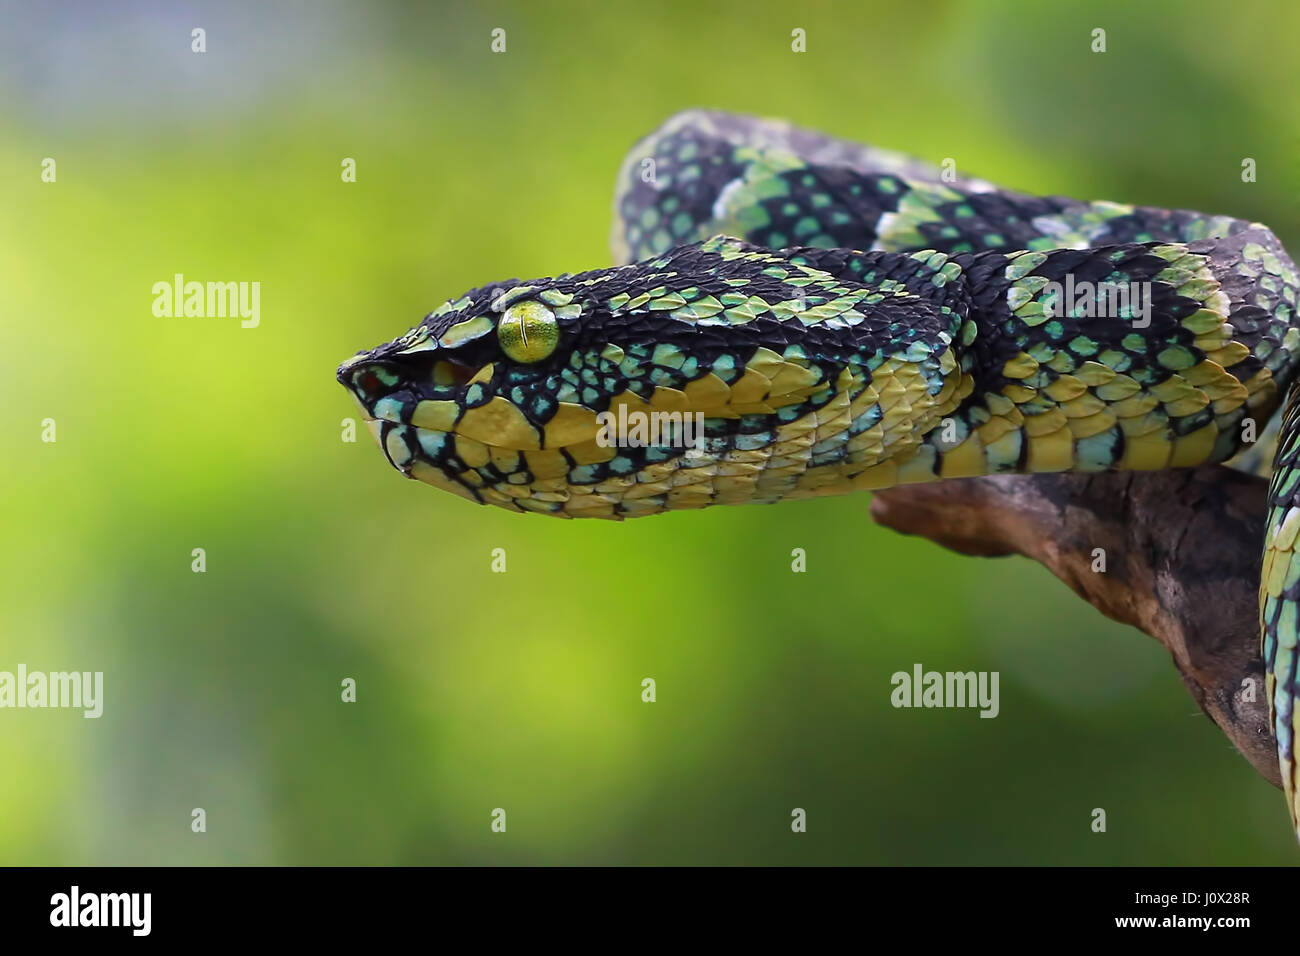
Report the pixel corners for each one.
[788,226,1300,485]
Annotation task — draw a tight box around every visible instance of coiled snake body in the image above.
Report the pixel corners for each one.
[338,110,1300,840]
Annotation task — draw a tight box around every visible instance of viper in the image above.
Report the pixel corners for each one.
[337,110,1300,839]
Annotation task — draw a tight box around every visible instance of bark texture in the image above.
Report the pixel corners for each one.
[870,468,1280,789]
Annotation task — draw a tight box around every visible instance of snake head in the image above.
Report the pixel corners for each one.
[336,270,591,510]
[338,236,950,518]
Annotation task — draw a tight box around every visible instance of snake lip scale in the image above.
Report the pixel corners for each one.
[338,109,1300,842]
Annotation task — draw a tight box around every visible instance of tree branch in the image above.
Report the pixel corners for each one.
[870,468,1280,789]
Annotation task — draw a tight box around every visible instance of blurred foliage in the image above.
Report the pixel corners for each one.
[1,0,1297,864]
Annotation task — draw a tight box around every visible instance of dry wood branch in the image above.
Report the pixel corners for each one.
[870,468,1280,788]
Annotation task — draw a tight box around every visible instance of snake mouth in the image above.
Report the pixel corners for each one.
[336,359,470,494]
[358,415,491,505]
[341,367,542,507]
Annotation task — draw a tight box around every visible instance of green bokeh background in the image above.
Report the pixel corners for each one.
[3,0,1298,865]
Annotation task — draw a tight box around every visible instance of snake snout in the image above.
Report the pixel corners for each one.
[337,357,406,409]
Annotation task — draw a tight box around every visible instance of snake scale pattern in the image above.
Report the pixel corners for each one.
[338,110,1300,841]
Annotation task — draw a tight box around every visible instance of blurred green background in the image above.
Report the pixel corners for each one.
[2,0,1298,865]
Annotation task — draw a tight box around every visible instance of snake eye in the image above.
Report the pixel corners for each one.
[498,300,559,364]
